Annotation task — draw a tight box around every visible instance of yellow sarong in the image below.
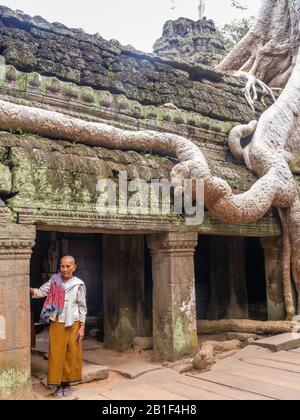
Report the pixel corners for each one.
[48,318,82,386]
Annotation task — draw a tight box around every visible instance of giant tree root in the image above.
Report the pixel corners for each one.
[193,340,241,371]
[234,71,276,111]
[197,319,293,335]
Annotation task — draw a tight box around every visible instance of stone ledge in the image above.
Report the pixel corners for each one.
[81,363,109,383]
[111,362,162,380]
[32,354,109,385]
[252,333,300,352]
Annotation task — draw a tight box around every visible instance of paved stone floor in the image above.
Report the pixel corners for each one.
[32,333,300,400]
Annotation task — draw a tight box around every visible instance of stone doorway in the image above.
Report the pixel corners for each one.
[30,231,103,340]
[30,231,152,351]
[30,231,155,387]
[194,235,267,322]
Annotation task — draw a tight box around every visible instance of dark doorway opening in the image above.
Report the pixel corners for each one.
[144,238,153,335]
[194,235,211,320]
[30,231,152,352]
[30,231,103,338]
[245,238,267,320]
[195,235,267,321]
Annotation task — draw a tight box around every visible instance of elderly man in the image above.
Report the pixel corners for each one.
[30,256,87,399]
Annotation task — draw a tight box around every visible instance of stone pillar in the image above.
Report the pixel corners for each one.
[102,234,148,352]
[261,237,285,320]
[0,223,36,400]
[147,232,198,362]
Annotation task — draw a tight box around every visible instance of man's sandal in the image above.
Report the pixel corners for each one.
[63,386,73,397]
[53,387,64,399]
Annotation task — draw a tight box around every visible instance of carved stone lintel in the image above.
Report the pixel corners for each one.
[147,231,198,258]
[0,239,35,258]
[0,223,36,258]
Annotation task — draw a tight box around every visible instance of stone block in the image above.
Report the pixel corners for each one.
[133,336,153,351]
[112,362,162,379]
[0,163,11,194]
[253,333,300,352]
[82,363,109,383]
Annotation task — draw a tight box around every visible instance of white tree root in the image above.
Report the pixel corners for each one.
[217,0,299,89]
[0,98,296,224]
[234,71,276,111]
[219,0,300,318]
[193,340,241,371]
[278,208,296,319]
[228,120,258,171]
[197,319,293,335]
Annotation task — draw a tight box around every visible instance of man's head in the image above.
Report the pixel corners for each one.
[60,256,76,280]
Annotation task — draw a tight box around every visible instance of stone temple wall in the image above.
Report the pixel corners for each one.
[0,6,289,399]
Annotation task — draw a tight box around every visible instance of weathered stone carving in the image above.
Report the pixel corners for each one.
[153,17,226,66]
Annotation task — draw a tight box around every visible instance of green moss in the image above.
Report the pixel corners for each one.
[139,108,148,120]
[15,72,28,94]
[80,86,95,103]
[140,152,169,164]
[39,77,52,95]
[227,179,239,189]
[171,214,184,226]
[69,167,81,181]
[0,368,30,400]
[0,163,12,193]
[173,315,198,359]
[0,64,7,88]
[156,110,167,122]
[289,151,300,174]
[97,91,114,108]
[27,72,41,87]
[107,308,135,352]
[173,112,186,125]
[174,317,186,353]
[63,83,79,99]
[8,128,26,136]
[294,175,300,182]
[32,168,53,198]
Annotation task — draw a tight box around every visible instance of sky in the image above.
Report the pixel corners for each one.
[0,0,261,52]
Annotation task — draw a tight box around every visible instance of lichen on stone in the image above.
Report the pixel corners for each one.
[0,368,30,400]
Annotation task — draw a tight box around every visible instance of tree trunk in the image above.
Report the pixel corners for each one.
[197,319,293,335]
